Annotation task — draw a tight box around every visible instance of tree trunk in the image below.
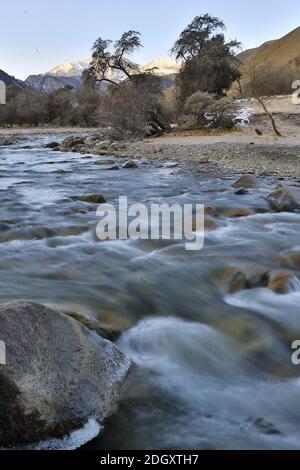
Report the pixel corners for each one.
[256,96,281,137]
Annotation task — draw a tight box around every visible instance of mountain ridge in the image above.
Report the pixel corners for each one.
[0,69,24,88]
[25,58,180,93]
[44,58,180,78]
[239,26,300,69]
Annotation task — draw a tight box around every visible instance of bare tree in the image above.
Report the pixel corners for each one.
[246,62,282,137]
[83,31,143,87]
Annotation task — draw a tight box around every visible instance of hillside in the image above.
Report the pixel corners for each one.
[24,75,82,93]
[0,69,23,87]
[240,27,300,69]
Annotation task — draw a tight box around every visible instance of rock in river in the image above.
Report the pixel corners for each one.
[0,137,15,146]
[233,175,258,189]
[0,301,131,447]
[62,136,85,148]
[78,194,106,204]
[122,161,138,169]
[44,142,60,149]
[267,270,293,294]
[266,187,300,212]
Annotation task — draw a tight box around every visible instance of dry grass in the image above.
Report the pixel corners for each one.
[242,26,300,70]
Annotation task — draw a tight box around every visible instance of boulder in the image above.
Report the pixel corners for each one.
[0,137,15,146]
[84,134,105,146]
[233,175,258,189]
[221,208,255,218]
[106,165,120,171]
[246,271,269,289]
[94,140,112,149]
[192,215,219,232]
[204,217,219,231]
[204,206,217,217]
[44,142,60,149]
[218,266,247,294]
[278,250,300,270]
[62,136,85,148]
[266,187,300,212]
[122,161,137,169]
[235,188,249,196]
[198,156,209,164]
[65,309,133,342]
[267,270,293,294]
[78,194,106,204]
[0,301,131,447]
[94,160,115,166]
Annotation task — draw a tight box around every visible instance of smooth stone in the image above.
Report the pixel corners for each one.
[233,175,258,189]
[221,208,255,218]
[122,161,138,169]
[267,270,293,294]
[266,187,300,212]
[0,301,131,447]
[78,194,106,204]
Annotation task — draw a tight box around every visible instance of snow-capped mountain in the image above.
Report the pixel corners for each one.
[46,60,90,77]
[140,59,180,76]
[25,58,180,93]
[44,58,179,78]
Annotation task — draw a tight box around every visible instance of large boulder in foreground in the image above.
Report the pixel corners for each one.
[0,301,131,447]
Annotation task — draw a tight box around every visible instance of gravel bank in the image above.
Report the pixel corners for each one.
[121,140,300,179]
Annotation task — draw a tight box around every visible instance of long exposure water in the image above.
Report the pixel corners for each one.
[1,135,300,450]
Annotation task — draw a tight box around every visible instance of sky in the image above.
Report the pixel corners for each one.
[1,0,300,79]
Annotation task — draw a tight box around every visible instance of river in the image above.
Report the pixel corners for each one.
[1,135,300,450]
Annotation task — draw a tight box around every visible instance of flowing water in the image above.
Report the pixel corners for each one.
[1,135,300,450]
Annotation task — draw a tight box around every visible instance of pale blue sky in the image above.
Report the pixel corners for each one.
[1,0,300,79]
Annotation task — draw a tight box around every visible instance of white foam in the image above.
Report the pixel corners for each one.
[288,277,300,293]
[24,418,101,450]
[225,286,300,330]
[116,317,300,449]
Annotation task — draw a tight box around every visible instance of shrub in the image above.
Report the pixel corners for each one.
[182,91,235,129]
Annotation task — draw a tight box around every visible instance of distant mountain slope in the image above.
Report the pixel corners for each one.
[239,27,300,69]
[24,75,83,93]
[0,69,23,87]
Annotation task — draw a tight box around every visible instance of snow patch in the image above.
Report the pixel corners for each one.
[233,107,254,125]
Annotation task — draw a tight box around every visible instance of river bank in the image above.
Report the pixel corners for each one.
[36,129,300,179]
[0,127,98,135]
[119,138,300,179]
[1,127,300,178]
